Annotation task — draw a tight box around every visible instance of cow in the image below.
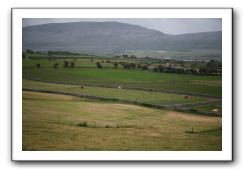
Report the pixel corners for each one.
[80,86,84,89]
[182,95,193,99]
[182,95,188,99]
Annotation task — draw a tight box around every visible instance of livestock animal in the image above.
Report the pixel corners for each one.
[182,95,193,99]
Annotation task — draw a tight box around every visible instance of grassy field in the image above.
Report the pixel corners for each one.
[23,79,211,105]
[189,103,222,115]
[23,91,222,151]
[23,59,222,96]
[22,56,222,151]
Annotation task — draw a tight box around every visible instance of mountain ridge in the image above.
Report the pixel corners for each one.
[23,21,222,53]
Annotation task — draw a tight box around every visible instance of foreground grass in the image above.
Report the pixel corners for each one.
[23,79,210,105]
[23,91,222,151]
[23,59,222,96]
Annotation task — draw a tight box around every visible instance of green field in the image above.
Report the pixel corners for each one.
[22,56,222,151]
[23,59,222,96]
[23,79,211,105]
[23,91,222,151]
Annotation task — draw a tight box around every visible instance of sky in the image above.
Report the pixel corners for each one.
[22,18,222,35]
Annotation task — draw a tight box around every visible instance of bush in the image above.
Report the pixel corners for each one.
[77,121,88,127]
[63,60,69,68]
[36,63,40,68]
[53,63,59,69]
[70,61,75,68]
[105,125,110,128]
[96,62,103,68]
[113,62,119,68]
[142,65,148,70]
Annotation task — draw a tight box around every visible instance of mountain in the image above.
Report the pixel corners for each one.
[22,21,222,53]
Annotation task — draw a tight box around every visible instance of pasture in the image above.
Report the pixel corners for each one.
[23,58,222,96]
[23,91,222,151]
[22,55,222,151]
[23,79,210,106]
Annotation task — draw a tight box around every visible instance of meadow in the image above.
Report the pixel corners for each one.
[23,79,210,105]
[23,91,222,151]
[22,54,222,151]
[23,58,222,97]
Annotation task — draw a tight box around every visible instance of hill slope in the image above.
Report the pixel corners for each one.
[23,21,222,53]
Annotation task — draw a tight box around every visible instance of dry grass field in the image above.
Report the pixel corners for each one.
[23,91,222,151]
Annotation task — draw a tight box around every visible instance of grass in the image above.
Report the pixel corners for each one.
[23,59,222,96]
[23,91,222,151]
[189,103,222,115]
[23,79,211,105]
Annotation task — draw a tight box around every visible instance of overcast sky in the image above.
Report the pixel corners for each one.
[23,18,222,35]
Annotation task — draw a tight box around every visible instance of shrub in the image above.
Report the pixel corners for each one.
[70,61,75,68]
[105,125,110,128]
[53,63,59,69]
[137,63,141,68]
[96,62,103,68]
[36,63,40,68]
[77,121,88,127]
[63,60,69,68]
[113,62,119,68]
[142,65,148,70]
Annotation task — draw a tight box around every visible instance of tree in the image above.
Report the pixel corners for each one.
[122,54,129,59]
[53,63,59,69]
[70,61,75,68]
[190,63,197,69]
[113,62,119,68]
[36,63,40,68]
[130,55,137,59]
[129,63,136,69]
[48,51,53,57]
[63,60,69,68]
[142,65,148,70]
[153,67,158,72]
[199,67,207,75]
[96,62,102,68]
[207,60,219,69]
[158,65,164,72]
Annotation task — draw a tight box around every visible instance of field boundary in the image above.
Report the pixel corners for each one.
[23,77,221,99]
[23,88,221,117]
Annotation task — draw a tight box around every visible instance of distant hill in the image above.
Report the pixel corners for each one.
[23,21,222,55]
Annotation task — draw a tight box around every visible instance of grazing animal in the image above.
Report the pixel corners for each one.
[80,86,84,89]
[118,86,122,89]
[182,95,193,99]
[183,95,188,99]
